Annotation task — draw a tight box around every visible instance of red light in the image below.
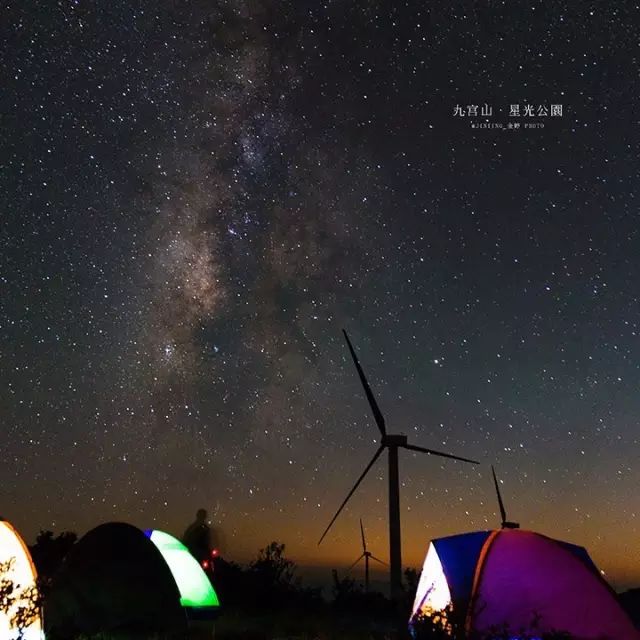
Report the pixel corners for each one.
[211,548,219,558]
[202,559,209,569]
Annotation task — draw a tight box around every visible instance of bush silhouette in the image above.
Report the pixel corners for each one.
[29,530,77,593]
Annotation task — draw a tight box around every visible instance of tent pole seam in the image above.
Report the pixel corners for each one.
[464,529,499,634]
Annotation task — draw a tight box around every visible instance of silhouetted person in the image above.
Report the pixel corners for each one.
[182,508,212,567]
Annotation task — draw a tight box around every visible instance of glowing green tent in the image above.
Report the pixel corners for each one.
[144,529,219,610]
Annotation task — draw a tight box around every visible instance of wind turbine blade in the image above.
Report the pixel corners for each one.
[402,442,479,465]
[360,518,366,552]
[343,330,386,436]
[318,445,385,545]
[347,553,365,573]
[492,464,507,525]
[370,555,388,566]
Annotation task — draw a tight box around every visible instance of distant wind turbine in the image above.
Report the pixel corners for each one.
[491,465,520,529]
[319,329,480,600]
[347,518,387,593]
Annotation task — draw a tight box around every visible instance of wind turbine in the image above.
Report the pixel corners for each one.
[491,465,520,529]
[347,518,387,593]
[319,329,480,600]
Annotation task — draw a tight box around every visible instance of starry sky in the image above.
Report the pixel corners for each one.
[2,1,639,590]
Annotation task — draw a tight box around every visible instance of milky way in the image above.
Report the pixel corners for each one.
[2,1,639,589]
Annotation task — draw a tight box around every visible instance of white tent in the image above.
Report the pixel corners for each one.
[0,519,44,640]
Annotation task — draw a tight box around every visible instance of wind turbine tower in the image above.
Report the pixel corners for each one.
[319,330,480,600]
[347,518,387,593]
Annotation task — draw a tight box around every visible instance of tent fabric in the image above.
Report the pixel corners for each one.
[45,522,187,637]
[144,529,220,611]
[0,520,44,640]
[556,538,600,575]
[433,530,491,611]
[412,542,452,618]
[469,529,639,640]
[411,529,639,640]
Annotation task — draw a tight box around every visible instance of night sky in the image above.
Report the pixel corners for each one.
[2,2,639,589]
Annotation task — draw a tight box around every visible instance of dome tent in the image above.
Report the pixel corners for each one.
[45,522,188,637]
[0,519,44,640]
[410,528,639,640]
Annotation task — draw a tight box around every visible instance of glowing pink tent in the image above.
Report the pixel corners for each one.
[411,529,639,640]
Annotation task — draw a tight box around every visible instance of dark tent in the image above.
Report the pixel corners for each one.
[45,522,187,638]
